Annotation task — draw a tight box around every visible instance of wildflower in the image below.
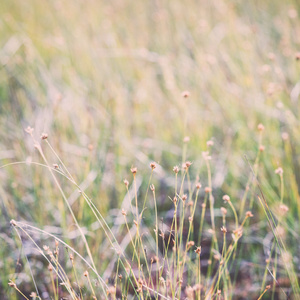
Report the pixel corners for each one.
[173,166,180,174]
[196,182,202,189]
[150,184,155,191]
[207,140,214,147]
[195,246,201,255]
[257,123,265,131]
[53,164,59,169]
[121,209,127,216]
[221,207,227,216]
[187,241,195,250]
[205,187,211,193]
[275,167,283,175]
[259,145,265,152]
[25,126,34,135]
[220,226,227,233]
[150,162,156,170]
[222,195,230,203]
[84,270,89,277]
[123,179,129,187]
[246,211,254,218]
[182,91,190,98]
[182,194,187,201]
[279,204,289,214]
[41,133,48,140]
[130,167,137,175]
[183,136,190,143]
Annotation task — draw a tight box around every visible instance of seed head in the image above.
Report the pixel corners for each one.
[53,164,59,169]
[221,207,227,216]
[48,264,53,272]
[187,241,195,249]
[123,179,129,187]
[183,161,192,169]
[131,167,137,175]
[279,204,289,214]
[188,216,193,222]
[207,140,214,147]
[220,226,227,233]
[183,136,190,143]
[196,182,202,189]
[173,166,180,174]
[275,167,283,175]
[182,194,187,201]
[150,162,157,170]
[84,270,89,277]
[25,126,34,135]
[150,184,155,191]
[41,133,48,140]
[257,123,265,131]
[181,90,190,98]
[259,145,265,152]
[195,246,201,255]
[246,211,254,218]
[266,285,271,290]
[222,195,230,203]
[8,280,17,288]
[282,132,289,140]
[205,187,211,193]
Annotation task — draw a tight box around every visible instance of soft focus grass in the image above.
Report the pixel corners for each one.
[1,0,300,299]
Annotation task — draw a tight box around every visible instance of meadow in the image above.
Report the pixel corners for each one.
[1,0,300,299]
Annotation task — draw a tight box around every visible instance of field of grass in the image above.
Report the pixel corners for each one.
[1,0,300,299]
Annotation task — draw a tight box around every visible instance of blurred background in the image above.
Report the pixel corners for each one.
[1,0,300,299]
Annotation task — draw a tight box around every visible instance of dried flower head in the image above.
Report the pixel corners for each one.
[279,204,289,214]
[25,126,34,135]
[266,285,271,290]
[222,195,230,203]
[107,286,116,295]
[187,241,195,249]
[183,136,190,143]
[196,182,202,189]
[183,161,192,170]
[188,216,193,222]
[259,145,265,152]
[123,179,129,187]
[195,246,201,255]
[84,270,89,277]
[173,166,180,174]
[41,133,48,140]
[281,132,289,140]
[275,167,283,175]
[48,264,53,272]
[10,219,17,226]
[205,187,211,193]
[121,208,127,216]
[257,123,265,131]
[150,162,157,170]
[182,194,187,201]
[188,201,193,207]
[130,167,137,175]
[53,164,59,169]
[8,280,17,288]
[221,207,227,216]
[173,196,178,204]
[246,211,254,218]
[220,226,227,233]
[207,140,214,147]
[182,90,190,98]
[150,184,155,191]
[30,292,37,298]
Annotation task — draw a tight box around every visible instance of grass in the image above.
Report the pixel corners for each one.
[1,0,300,299]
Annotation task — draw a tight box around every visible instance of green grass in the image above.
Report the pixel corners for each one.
[1,0,300,299]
